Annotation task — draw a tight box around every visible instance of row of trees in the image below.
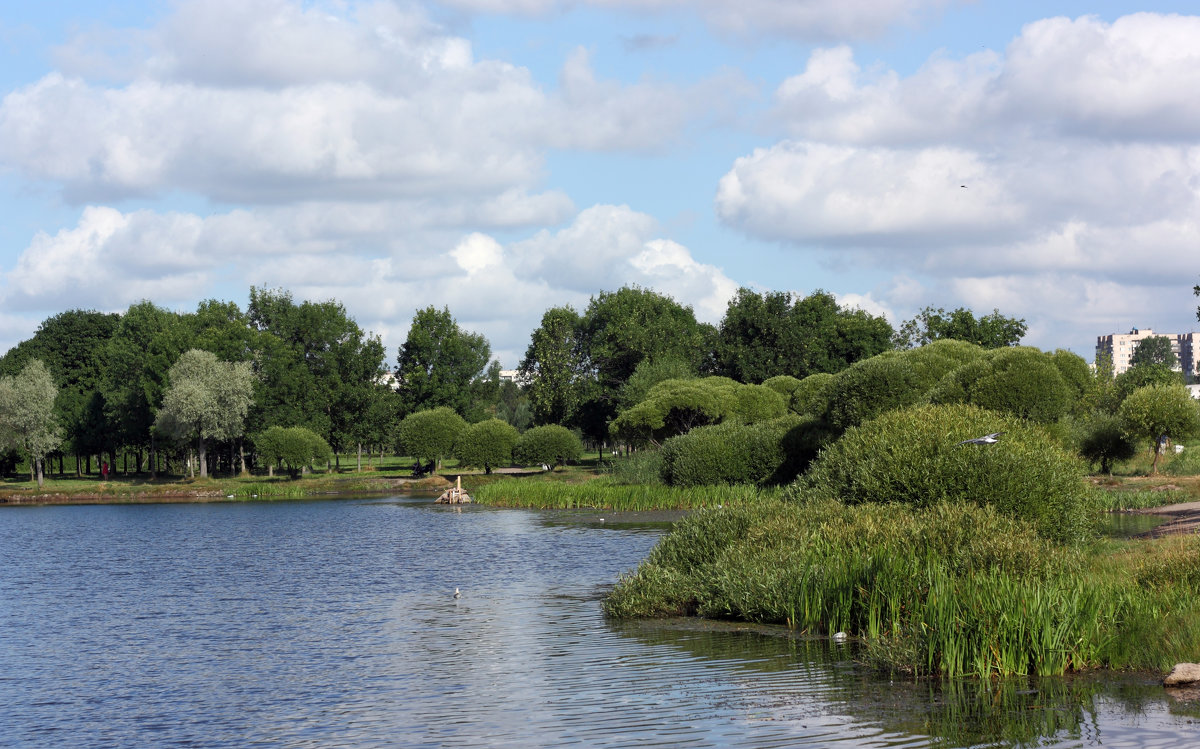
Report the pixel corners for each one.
[0,282,1028,481]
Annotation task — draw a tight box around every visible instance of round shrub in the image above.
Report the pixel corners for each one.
[454,418,519,474]
[1071,412,1136,474]
[824,340,983,432]
[513,424,583,469]
[1050,349,1094,406]
[253,425,331,476]
[397,407,467,466]
[927,347,1071,424]
[660,415,804,487]
[792,403,1097,544]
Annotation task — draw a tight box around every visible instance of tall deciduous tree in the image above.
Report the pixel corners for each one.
[893,306,1026,350]
[520,306,586,425]
[1129,336,1178,369]
[0,309,119,473]
[0,360,62,487]
[712,288,893,382]
[155,350,255,479]
[395,306,490,416]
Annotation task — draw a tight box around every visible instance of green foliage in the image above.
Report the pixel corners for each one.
[603,450,665,485]
[824,340,984,431]
[155,350,256,479]
[454,418,519,474]
[253,426,332,476]
[1049,349,1094,407]
[607,500,1200,676]
[1114,364,1183,403]
[519,306,586,425]
[1129,336,1178,369]
[512,424,583,468]
[1118,384,1200,473]
[618,356,696,412]
[711,288,892,383]
[660,414,807,487]
[397,407,467,466]
[473,477,774,510]
[0,359,62,487]
[609,377,784,445]
[794,403,1097,543]
[103,301,188,452]
[927,347,1072,423]
[395,306,490,416]
[1071,412,1137,474]
[894,306,1027,350]
[575,286,708,434]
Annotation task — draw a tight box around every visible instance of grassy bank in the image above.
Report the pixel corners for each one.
[603,498,1200,677]
[472,477,779,511]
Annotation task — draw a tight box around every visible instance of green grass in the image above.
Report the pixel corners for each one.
[604,498,1200,678]
[1093,488,1186,512]
[472,477,778,511]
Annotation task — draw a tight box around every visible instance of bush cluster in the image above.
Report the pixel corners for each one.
[253,426,332,476]
[792,403,1097,544]
[513,424,583,468]
[454,418,519,474]
[660,415,807,487]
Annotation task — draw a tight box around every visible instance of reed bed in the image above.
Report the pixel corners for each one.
[1093,488,1185,512]
[604,498,1200,677]
[472,478,777,511]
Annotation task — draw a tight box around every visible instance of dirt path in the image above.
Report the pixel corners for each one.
[1133,501,1200,538]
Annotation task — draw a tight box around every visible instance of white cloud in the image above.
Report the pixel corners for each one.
[438,0,960,40]
[1,202,738,367]
[720,12,1200,351]
[0,0,724,204]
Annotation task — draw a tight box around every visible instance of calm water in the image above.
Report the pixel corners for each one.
[1,497,1198,748]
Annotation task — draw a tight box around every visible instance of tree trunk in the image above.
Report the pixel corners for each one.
[36,458,44,488]
[239,441,248,476]
[150,433,158,480]
[357,443,362,472]
[268,463,274,478]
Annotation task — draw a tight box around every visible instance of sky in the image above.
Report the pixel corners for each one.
[2,0,1199,369]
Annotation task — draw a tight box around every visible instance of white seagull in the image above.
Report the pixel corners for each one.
[454,588,461,599]
[958,432,1004,446]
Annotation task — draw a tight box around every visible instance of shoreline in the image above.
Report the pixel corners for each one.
[1134,500,1200,537]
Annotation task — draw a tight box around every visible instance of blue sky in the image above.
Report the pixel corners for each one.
[2,0,1199,368]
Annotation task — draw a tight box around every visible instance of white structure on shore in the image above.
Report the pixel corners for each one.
[1095,328,1199,376]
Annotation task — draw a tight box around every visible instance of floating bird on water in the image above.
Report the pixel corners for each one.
[958,432,1004,445]
[454,588,461,599]
[832,631,849,642]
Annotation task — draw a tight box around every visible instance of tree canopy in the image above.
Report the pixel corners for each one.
[396,306,490,416]
[894,306,1027,350]
[397,407,467,468]
[154,349,256,479]
[1129,336,1178,369]
[0,359,62,487]
[711,288,892,383]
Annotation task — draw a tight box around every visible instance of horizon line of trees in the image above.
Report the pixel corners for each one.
[0,283,1032,484]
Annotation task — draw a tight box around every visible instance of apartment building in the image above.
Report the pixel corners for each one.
[1095,328,1200,376]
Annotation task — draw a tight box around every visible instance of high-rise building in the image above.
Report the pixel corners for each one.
[1095,328,1199,376]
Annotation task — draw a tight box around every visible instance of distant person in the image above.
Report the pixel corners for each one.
[101,461,109,481]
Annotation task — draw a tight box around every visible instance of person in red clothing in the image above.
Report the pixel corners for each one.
[101,461,109,481]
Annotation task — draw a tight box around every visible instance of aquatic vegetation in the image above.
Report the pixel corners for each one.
[605,499,1200,677]
[472,477,777,510]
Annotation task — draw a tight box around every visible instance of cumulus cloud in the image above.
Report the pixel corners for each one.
[0,0,724,204]
[0,202,737,366]
[719,12,1200,352]
[439,0,960,40]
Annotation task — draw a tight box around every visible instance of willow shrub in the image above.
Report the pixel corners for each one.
[660,414,808,487]
[792,403,1097,544]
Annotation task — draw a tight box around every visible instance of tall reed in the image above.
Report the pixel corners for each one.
[473,477,776,511]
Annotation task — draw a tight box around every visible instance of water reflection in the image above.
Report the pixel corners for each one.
[0,497,1196,748]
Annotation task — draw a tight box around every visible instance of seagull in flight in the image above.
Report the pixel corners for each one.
[958,432,1004,445]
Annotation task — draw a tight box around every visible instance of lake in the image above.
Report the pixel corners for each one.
[1,496,1196,747]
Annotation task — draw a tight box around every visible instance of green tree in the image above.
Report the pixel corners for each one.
[576,287,708,433]
[103,301,189,474]
[520,306,587,425]
[513,425,583,469]
[0,360,62,487]
[1073,412,1137,475]
[712,288,892,383]
[1118,384,1200,474]
[454,418,519,474]
[609,377,785,446]
[397,406,467,470]
[1129,336,1178,369]
[247,288,387,464]
[253,426,331,477]
[396,306,490,416]
[154,350,256,479]
[1114,364,1183,403]
[0,309,119,473]
[894,306,1026,350]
